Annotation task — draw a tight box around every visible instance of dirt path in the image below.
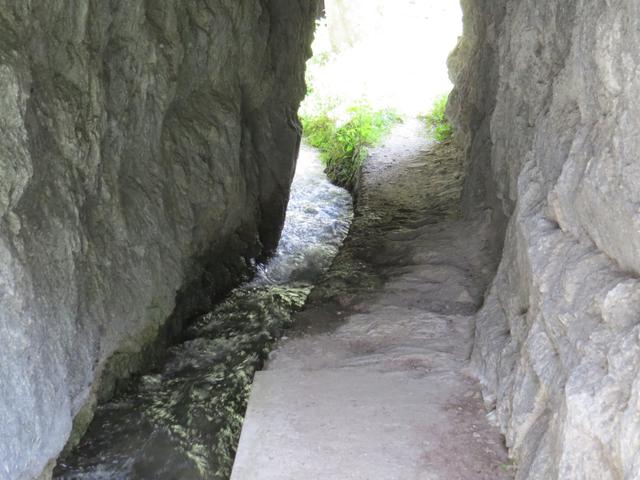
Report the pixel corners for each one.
[231,119,512,479]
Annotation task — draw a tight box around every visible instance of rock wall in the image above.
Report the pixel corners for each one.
[0,1,317,478]
[450,1,640,478]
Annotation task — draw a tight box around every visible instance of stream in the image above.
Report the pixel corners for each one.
[54,145,353,480]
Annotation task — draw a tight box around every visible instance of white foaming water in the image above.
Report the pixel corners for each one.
[54,144,353,479]
[252,144,353,286]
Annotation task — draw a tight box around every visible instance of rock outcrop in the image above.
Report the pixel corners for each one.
[450,1,640,478]
[0,1,316,478]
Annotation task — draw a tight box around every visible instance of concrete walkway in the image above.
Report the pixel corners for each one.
[231,120,511,479]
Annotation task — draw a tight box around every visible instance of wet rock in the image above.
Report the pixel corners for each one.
[450,1,640,478]
[0,2,317,478]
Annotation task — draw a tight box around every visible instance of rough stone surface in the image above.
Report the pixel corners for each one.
[450,1,640,478]
[232,121,511,479]
[0,2,316,479]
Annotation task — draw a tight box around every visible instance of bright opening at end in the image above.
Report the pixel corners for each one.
[302,0,462,119]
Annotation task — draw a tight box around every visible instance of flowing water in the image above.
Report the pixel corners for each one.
[54,145,353,480]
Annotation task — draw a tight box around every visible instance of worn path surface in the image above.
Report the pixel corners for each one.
[231,119,512,479]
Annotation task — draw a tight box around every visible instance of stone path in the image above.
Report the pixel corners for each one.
[231,119,512,479]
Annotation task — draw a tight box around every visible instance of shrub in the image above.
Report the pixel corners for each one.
[424,94,453,142]
[302,104,400,190]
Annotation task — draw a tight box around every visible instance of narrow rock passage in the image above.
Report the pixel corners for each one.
[232,119,512,479]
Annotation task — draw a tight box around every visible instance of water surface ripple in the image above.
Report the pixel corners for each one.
[54,145,353,479]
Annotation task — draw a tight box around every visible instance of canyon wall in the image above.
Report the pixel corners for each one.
[450,0,640,478]
[0,1,317,478]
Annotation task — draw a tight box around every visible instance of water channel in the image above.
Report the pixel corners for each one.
[54,145,353,479]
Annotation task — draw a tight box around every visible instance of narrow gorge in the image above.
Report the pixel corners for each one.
[0,1,639,479]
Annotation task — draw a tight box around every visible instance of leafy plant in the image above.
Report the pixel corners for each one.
[300,20,401,190]
[301,104,400,190]
[424,94,453,142]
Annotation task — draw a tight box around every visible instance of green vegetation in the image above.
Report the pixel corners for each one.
[424,94,453,142]
[299,20,403,190]
[500,460,517,474]
[301,104,400,190]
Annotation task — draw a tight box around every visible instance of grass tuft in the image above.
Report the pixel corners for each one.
[301,104,400,190]
[424,94,453,142]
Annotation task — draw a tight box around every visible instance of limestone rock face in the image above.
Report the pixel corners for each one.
[0,2,316,478]
[450,1,640,478]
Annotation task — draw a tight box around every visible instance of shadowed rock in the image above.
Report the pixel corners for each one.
[0,2,317,478]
